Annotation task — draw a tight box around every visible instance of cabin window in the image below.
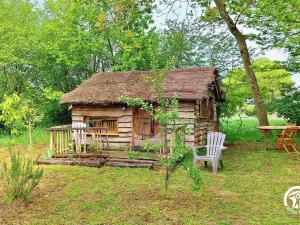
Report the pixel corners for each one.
[87,117,118,134]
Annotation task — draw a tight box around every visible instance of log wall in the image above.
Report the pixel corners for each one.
[72,105,133,150]
[71,98,218,150]
[194,99,218,146]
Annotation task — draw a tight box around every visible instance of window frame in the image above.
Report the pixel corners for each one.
[85,116,118,135]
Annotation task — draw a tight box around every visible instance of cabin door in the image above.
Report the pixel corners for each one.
[133,108,153,146]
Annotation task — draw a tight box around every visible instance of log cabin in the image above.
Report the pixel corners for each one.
[57,68,223,152]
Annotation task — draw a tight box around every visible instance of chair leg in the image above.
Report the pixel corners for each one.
[219,160,224,168]
[204,161,208,168]
[212,161,217,173]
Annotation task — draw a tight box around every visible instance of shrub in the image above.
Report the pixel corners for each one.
[270,87,300,125]
[44,148,54,160]
[1,151,43,203]
[142,139,161,155]
[126,149,138,159]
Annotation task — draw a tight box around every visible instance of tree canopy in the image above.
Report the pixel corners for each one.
[223,58,294,117]
[0,0,298,129]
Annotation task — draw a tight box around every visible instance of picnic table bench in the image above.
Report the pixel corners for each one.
[258,126,299,154]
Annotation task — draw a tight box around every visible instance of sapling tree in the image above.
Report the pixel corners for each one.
[0,93,26,146]
[0,93,43,149]
[23,104,43,149]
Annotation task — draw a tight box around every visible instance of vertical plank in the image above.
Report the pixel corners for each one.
[50,131,53,151]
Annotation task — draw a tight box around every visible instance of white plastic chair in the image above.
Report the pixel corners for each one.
[192,132,226,173]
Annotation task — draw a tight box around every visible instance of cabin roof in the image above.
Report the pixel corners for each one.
[60,67,221,104]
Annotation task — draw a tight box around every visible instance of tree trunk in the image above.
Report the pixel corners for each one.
[214,0,269,126]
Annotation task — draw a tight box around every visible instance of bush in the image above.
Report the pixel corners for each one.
[1,151,43,203]
[126,149,138,159]
[142,139,161,155]
[270,87,300,125]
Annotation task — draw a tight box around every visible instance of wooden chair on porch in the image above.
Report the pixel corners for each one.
[277,126,299,155]
[192,132,226,173]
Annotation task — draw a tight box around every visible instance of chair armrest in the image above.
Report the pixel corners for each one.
[221,146,227,150]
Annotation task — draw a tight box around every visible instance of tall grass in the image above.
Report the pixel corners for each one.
[220,117,289,143]
[0,128,49,148]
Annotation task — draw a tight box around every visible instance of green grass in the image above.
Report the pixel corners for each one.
[0,143,300,224]
[0,128,49,148]
[220,117,300,143]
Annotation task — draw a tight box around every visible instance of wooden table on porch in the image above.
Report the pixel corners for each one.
[257,126,300,150]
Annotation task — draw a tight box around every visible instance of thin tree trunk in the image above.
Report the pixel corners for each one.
[214,0,269,126]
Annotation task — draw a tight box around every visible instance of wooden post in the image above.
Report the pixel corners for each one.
[50,131,53,151]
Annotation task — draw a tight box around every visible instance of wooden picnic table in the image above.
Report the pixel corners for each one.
[257,126,300,150]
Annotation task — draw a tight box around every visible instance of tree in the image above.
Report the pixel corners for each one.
[23,104,43,149]
[228,0,300,71]
[0,93,26,138]
[0,93,43,148]
[223,58,294,117]
[211,0,269,126]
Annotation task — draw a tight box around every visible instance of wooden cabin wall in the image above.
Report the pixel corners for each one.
[172,102,195,147]
[71,98,218,150]
[194,96,218,146]
[72,105,133,150]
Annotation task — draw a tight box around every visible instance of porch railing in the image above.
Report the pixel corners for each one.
[48,125,109,155]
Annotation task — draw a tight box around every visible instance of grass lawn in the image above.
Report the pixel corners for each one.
[0,128,49,148]
[0,117,299,224]
[221,117,300,143]
[0,142,300,224]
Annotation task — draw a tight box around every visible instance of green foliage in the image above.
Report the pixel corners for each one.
[126,149,138,160]
[0,93,26,136]
[1,151,43,203]
[142,139,160,154]
[270,87,300,125]
[222,58,293,118]
[0,93,43,148]
[44,148,54,160]
[186,166,202,191]
[199,0,300,70]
